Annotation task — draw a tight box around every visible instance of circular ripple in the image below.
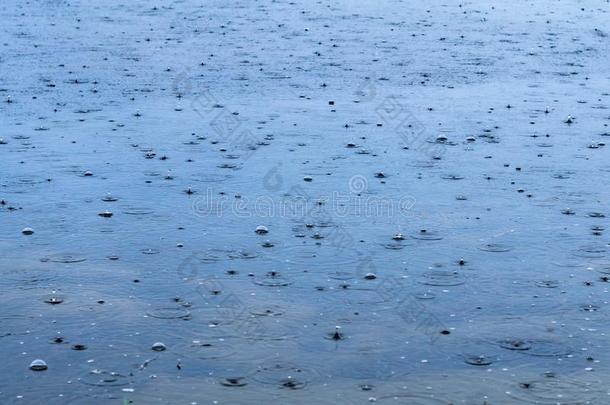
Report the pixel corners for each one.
[121,206,155,215]
[327,271,355,281]
[588,212,605,218]
[250,361,314,389]
[1,175,48,193]
[498,338,532,351]
[418,270,465,286]
[382,243,406,250]
[535,280,560,288]
[250,305,285,317]
[2,268,56,289]
[479,243,512,253]
[498,339,571,357]
[227,250,259,260]
[41,254,87,263]
[574,244,609,259]
[323,283,389,305]
[219,377,248,387]
[192,249,229,263]
[411,229,443,241]
[464,355,494,366]
[79,369,132,387]
[146,307,191,320]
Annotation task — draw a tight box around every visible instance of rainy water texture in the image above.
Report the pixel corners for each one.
[1,0,610,404]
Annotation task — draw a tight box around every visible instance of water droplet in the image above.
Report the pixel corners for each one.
[101,193,118,202]
[29,359,48,371]
[151,342,167,352]
[255,225,269,234]
[220,377,247,387]
[464,355,493,366]
[499,339,531,351]
[44,295,64,305]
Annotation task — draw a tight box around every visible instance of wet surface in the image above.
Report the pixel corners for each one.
[1,0,610,403]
